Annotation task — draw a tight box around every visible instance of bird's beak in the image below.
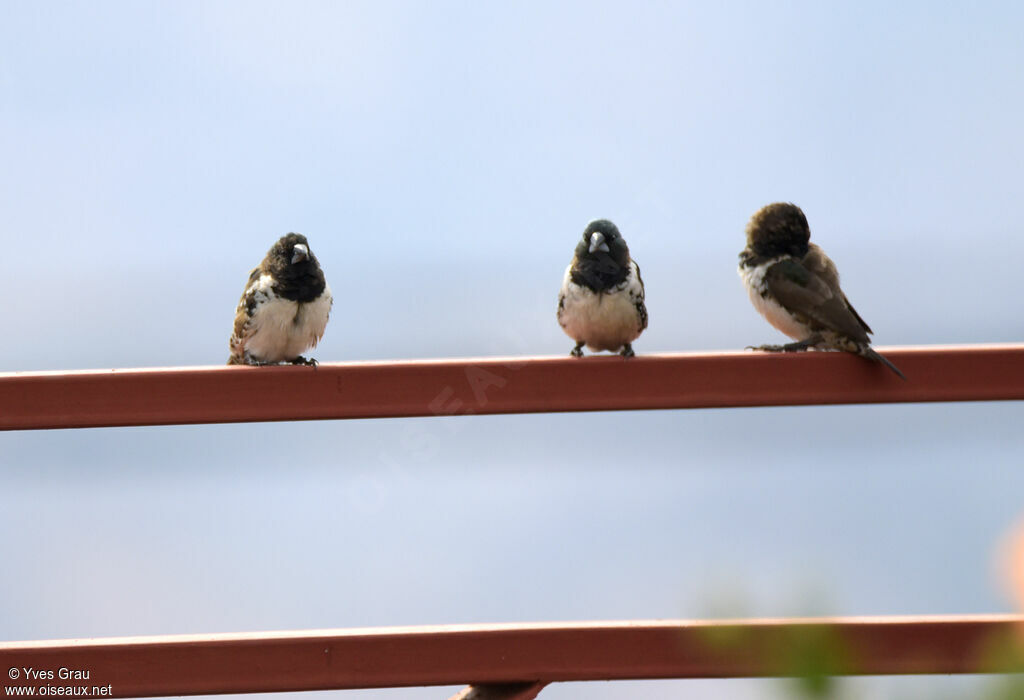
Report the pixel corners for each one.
[291,244,309,264]
[589,232,610,254]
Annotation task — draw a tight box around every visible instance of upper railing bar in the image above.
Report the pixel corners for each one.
[2,344,1023,431]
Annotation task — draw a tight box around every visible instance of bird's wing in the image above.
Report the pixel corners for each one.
[630,260,648,331]
[229,268,263,358]
[804,245,873,335]
[841,293,873,335]
[764,258,870,344]
[556,264,572,328]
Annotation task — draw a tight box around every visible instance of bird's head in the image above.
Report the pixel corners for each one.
[270,233,318,271]
[569,219,633,292]
[745,203,811,259]
[575,219,631,268]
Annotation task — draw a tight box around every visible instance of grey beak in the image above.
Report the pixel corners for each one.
[589,232,611,254]
[291,244,309,264]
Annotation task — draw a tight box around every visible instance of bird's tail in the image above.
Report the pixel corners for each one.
[861,346,906,380]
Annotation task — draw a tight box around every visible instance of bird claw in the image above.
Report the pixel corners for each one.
[292,356,319,367]
[620,344,635,358]
[244,354,277,367]
[747,342,812,353]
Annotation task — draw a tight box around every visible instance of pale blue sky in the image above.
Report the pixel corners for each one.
[2,2,1023,698]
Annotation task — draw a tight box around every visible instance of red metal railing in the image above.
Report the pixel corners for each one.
[3,344,1023,698]
[2,344,1023,430]
[2,617,1024,698]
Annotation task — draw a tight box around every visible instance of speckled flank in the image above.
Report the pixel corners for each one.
[231,274,332,364]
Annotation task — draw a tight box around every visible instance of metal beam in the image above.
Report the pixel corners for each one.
[2,617,1023,698]
[2,345,1023,430]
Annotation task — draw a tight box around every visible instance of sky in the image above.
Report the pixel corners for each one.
[2,1,1024,698]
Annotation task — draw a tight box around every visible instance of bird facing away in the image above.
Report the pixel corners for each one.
[228,233,333,366]
[557,219,648,357]
[738,202,905,379]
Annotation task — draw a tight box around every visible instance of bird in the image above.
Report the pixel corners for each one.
[738,202,905,379]
[228,233,332,366]
[557,219,648,357]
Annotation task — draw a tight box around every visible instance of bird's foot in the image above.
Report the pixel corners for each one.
[239,353,278,366]
[292,356,319,367]
[570,343,584,358]
[747,340,815,353]
[620,344,635,358]
[747,343,792,352]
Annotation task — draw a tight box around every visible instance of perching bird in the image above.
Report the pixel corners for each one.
[557,219,648,357]
[228,233,332,366]
[738,202,905,379]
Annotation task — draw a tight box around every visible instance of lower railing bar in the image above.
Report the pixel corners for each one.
[2,616,1024,698]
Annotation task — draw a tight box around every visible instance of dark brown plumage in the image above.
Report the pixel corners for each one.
[738,203,905,379]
